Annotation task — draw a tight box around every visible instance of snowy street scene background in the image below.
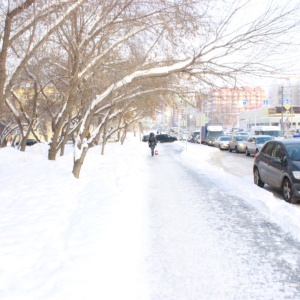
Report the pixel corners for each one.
[1,134,300,300]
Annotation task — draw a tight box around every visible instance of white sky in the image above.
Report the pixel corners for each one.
[1,133,300,299]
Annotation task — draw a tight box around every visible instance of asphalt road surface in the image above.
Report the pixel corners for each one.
[138,142,300,299]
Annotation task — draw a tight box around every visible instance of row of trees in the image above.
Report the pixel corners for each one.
[1,0,300,177]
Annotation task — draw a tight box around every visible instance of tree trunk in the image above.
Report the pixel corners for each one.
[101,122,107,155]
[72,146,89,178]
[48,141,58,160]
[101,138,106,155]
[121,126,127,145]
[60,114,72,156]
[60,143,65,157]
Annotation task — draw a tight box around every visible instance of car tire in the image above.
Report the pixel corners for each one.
[235,146,239,153]
[229,147,232,153]
[246,148,250,156]
[254,167,265,188]
[282,178,297,203]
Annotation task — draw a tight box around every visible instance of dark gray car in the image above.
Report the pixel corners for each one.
[253,139,300,203]
[156,134,177,143]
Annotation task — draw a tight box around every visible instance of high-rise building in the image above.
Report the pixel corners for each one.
[200,86,266,129]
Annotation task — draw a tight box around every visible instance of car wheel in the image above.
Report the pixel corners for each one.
[254,167,264,188]
[282,178,297,203]
[235,146,239,153]
[245,148,250,156]
[229,147,232,152]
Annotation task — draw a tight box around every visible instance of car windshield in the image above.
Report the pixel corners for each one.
[286,144,300,161]
[208,131,225,139]
[256,137,273,144]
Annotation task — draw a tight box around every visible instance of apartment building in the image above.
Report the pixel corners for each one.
[200,86,266,129]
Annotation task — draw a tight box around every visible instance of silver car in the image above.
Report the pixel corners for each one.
[213,135,230,150]
[228,135,248,153]
[244,135,274,156]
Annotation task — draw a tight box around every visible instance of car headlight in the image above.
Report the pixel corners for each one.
[292,171,300,179]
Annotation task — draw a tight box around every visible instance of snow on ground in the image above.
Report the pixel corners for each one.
[1,133,300,299]
[176,141,300,242]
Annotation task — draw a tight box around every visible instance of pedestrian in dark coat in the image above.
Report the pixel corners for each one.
[148,132,157,156]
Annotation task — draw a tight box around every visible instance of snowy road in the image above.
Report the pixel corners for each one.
[139,142,300,299]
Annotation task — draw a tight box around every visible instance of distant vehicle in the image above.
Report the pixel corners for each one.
[250,126,284,139]
[235,132,249,136]
[15,139,38,146]
[253,139,300,203]
[244,135,274,156]
[180,130,190,141]
[201,123,224,145]
[194,134,201,144]
[192,130,200,137]
[188,130,200,143]
[142,135,149,142]
[155,134,177,143]
[293,129,300,138]
[213,135,230,150]
[228,135,248,153]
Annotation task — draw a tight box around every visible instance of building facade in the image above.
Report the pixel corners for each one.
[267,78,300,108]
[200,86,266,129]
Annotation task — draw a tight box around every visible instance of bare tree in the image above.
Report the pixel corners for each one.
[2,0,300,178]
[0,0,88,127]
[69,0,300,177]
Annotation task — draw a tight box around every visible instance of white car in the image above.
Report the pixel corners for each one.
[213,136,230,150]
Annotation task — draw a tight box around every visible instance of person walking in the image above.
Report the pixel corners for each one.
[148,132,157,156]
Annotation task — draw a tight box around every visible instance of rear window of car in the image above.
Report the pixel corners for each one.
[236,136,247,141]
[257,137,272,144]
[261,141,275,156]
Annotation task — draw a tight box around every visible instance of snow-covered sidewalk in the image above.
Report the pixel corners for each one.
[1,135,300,299]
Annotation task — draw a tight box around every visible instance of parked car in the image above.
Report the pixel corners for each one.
[228,135,248,153]
[213,135,230,150]
[142,134,149,142]
[155,134,177,143]
[188,130,200,143]
[194,134,201,144]
[15,138,38,146]
[244,135,274,156]
[253,139,300,203]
